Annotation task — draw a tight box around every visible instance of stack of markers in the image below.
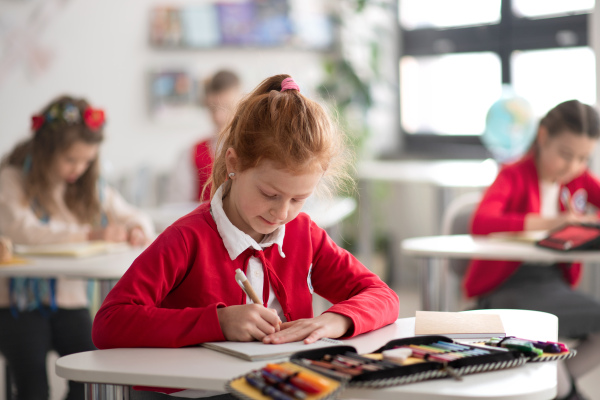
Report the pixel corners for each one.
[396,341,491,364]
[244,363,332,400]
[298,351,399,380]
[485,337,568,356]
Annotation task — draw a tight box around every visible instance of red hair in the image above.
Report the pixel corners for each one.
[208,74,351,199]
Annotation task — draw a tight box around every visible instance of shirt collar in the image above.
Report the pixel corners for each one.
[211,182,286,261]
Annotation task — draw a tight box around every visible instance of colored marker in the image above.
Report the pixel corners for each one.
[264,364,328,393]
[245,372,295,400]
[261,369,307,399]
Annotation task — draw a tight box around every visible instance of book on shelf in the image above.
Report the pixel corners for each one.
[415,311,506,340]
[201,338,344,362]
[13,241,130,258]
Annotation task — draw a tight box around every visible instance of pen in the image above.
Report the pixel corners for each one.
[235,268,263,305]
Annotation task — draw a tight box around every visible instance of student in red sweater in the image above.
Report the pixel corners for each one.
[165,70,241,203]
[92,74,399,399]
[464,100,600,400]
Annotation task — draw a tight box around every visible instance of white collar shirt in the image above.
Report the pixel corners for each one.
[210,182,286,320]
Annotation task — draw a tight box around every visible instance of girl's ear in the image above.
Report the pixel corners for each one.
[225,147,238,175]
[537,125,549,148]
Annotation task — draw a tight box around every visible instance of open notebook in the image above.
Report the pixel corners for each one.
[488,230,549,243]
[14,241,130,258]
[201,338,344,361]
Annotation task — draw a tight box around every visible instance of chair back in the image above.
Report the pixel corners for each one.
[439,191,482,310]
[441,191,482,275]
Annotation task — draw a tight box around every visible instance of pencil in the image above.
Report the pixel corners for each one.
[235,268,263,305]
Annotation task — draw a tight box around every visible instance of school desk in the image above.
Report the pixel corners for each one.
[401,234,600,311]
[56,309,557,400]
[356,159,498,285]
[0,246,145,301]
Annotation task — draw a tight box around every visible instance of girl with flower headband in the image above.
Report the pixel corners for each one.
[0,95,154,400]
[92,74,399,398]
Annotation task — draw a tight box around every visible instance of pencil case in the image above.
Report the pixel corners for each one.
[480,336,577,363]
[289,335,527,389]
[226,360,348,400]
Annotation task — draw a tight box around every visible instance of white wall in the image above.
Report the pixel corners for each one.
[0,0,327,181]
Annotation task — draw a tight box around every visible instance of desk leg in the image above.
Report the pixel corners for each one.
[85,383,129,400]
[419,258,444,311]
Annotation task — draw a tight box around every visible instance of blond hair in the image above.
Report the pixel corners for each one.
[208,74,352,199]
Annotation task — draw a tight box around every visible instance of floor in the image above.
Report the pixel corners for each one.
[2,285,600,400]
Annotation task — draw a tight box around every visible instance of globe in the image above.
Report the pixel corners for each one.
[482,97,537,163]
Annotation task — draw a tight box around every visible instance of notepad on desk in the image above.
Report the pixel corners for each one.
[489,230,549,243]
[415,311,506,340]
[14,241,130,258]
[201,338,344,361]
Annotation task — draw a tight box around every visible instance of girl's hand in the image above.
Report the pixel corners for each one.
[557,212,599,226]
[525,212,600,231]
[88,224,128,242]
[128,226,148,246]
[217,304,282,342]
[263,312,352,345]
[0,236,12,263]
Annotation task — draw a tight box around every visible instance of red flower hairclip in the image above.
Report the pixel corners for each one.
[31,115,45,131]
[83,107,105,131]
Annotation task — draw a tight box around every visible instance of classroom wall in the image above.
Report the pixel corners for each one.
[0,0,330,181]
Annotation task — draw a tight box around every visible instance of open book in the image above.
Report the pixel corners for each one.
[489,230,549,243]
[201,338,344,361]
[415,311,506,340]
[14,241,130,258]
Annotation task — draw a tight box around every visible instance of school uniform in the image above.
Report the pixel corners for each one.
[93,182,399,396]
[464,154,600,338]
[0,164,155,400]
[165,139,214,204]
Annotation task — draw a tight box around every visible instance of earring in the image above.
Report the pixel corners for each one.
[228,172,235,179]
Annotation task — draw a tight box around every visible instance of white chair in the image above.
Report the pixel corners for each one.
[439,191,482,311]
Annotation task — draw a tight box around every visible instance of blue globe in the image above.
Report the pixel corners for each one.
[482,97,537,163]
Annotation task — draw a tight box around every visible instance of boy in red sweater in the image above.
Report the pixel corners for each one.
[465,100,600,400]
[93,74,399,398]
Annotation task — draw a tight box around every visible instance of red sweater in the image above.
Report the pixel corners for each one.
[464,154,600,297]
[194,140,213,202]
[92,202,399,349]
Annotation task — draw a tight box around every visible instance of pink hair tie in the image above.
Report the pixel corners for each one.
[281,77,300,92]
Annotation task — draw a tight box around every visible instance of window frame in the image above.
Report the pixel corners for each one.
[399,0,590,158]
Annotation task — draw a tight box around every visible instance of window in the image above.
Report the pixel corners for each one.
[399,0,596,156]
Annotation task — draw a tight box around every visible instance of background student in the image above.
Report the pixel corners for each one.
[464,100,600,400]
[165,69,242,203]
[92,74,399,398]
[0,95,155,400]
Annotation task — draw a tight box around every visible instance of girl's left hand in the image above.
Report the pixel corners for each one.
[128,226,148,246]
[262,312,352,345]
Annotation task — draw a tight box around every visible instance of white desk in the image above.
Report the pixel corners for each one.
[0,247,145,301]
[56,309,557,400]
[401,234,600,311]
[356,159,497,283]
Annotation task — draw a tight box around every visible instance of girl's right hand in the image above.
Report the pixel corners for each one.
[525,212,600,231]
[88,224,128,242]
[217,304,281,342]
[555,212,599,228]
